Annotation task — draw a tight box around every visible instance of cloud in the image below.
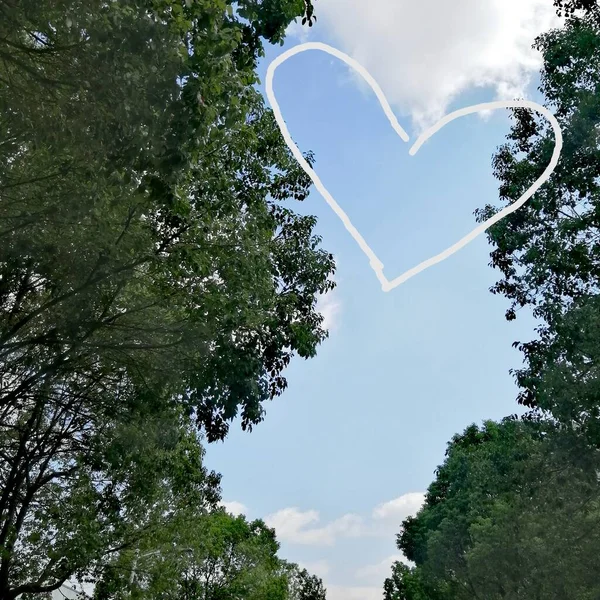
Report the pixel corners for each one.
[299,559,332,578]
[372,492,426,523]
[315,0,562,129]
[326,585,384,600]
[235,495,426,600]
[263,492,424,547]
[356,554,412,585]
[220,500,248,517]
[285,17,312,44]
[365,492,427,539]
[316,286,341,332]
[264,507,365,546]
[316,261,341,333]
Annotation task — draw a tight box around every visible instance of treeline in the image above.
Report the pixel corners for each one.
[0,0,329,598]
[383,2,600,599]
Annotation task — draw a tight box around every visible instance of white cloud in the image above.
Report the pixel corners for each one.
[220,500,248,517]
[285,17,312,43]
[316,261,341,333]
[316,0,563,129]
[366,492,427,539]
[299,559,332,578]
[326,585,383,600]
[356,554,411,585]
[372,492,426,523]
[263,492,424,547]
[264,507,365,546]
[230,495,426,600]
[316,286,341,332]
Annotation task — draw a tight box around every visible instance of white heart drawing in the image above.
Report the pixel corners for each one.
[265,42,563,292]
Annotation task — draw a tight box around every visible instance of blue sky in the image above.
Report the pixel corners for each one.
[205,2,563,598]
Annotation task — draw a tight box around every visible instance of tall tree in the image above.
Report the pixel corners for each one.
[0,398,222,599]
[93,509,327,600]
[0,0,334,443]
[0,0,331,596]
[285,565,327,600]
[384,418,600,600]
[474,15,600,427]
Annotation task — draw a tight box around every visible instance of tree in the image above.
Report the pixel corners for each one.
[474,15,600,418]
[94,511,285,600]
[93,510,327,600]
[553,0,600,22]
[383,562,430,600]
[519,293,600,448]
[285,565,327,600]
[0,0,333,596]
[0,397,222,599]
[386,418,600,600]
[0,0,335,443]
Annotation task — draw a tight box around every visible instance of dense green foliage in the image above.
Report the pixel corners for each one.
[0,0,334,444]
[474,15,600,420]
[93,509,325,600]
[385,420,600,599]
[0,0,331,597]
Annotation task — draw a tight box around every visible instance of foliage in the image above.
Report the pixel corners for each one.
[1,398,222,598]
[386,419,600,600]
[0,0,334,444]
[521,293,600,447]
[0,0,330,596]
[383,562,431,600]
[93,510,327,600]
[285,564,327,600]
[474,15,600,415]
[553,0,600,22]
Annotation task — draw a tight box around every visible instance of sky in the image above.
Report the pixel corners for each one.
[205,1,564,598]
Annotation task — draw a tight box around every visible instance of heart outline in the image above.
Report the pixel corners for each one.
[265,42,563,292]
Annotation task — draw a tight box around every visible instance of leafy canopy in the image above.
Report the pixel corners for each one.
[0,0,331,597]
